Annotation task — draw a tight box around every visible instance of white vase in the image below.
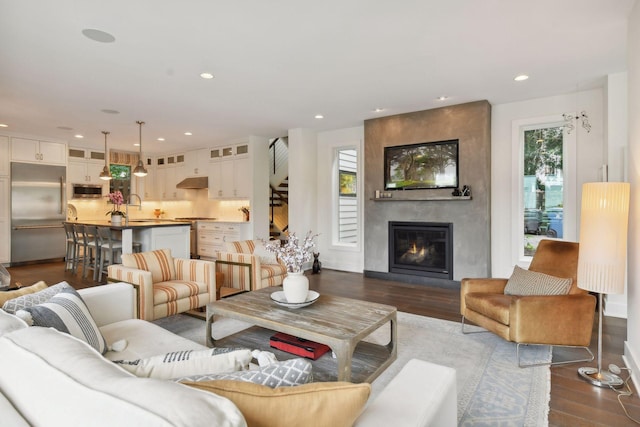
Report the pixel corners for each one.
[282,271,309,303]
[111,215,122,225]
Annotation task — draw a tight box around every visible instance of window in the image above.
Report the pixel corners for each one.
[336,148,358,245]
[523,126,564,256]
[109,164,131,201]
[513,113,577,266]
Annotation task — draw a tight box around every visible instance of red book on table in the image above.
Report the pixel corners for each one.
[269,332,331,360]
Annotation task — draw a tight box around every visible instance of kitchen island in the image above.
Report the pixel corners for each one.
[66,220,191,259]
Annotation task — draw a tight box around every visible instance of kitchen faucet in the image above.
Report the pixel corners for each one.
[125,193,143,223]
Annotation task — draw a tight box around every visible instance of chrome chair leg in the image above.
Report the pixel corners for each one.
[461,316,490,335]
[517,342,594,368]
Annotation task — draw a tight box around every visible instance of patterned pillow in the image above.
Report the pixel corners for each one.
[112,348,253,379]
[0,281,48,307]
[504,265,573,296]
[2,281,70,314]
[121,249,176,283]
[16,286,108,354]
[175,358,313,387]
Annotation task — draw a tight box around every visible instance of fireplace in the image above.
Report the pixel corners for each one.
[388,221,453,280]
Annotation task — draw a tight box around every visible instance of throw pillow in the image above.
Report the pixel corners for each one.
[15,286,108,354]
[252,241,278,265]
[504,265,573,296]
[184,380,371,427]
[2,281,70,314]
[112,348,253,379]
[121,248,176,283]
[0,281,48,307]
[175,357,313,387]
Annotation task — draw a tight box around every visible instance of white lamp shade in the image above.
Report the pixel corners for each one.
[577,182,630,294]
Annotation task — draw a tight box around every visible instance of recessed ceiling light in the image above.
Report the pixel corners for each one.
[373,108,385,113]
[0,124,8,128]
[81,28,116,43]
[514,74,529,82]
[157,137,165,141]
[134,143,140,147]
[101,109,120,114]
[74,134,84,139]
[200,72,214,79]
[436,96,448,101]
[184,132,192,136]
[315,114,324,119]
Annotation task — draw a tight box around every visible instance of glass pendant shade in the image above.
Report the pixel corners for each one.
[134,120,148,177]
[99,131,112,180]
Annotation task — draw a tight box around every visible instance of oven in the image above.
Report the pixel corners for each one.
[174,217,217,258]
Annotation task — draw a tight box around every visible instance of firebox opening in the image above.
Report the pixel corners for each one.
[388,221,453,280]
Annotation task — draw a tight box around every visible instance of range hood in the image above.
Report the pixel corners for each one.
[176,176,208,189]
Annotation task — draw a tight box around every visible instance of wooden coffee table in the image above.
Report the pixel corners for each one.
[205,287,397,382]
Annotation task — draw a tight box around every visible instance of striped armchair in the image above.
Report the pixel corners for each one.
[107,248,216,321]
[216,240,287,293]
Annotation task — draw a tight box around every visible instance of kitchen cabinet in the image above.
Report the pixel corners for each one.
[139,156,156,200]
[185,148,210,176]
[11,137,66,165]
[68,147,105,162]
[208,143,251,199]
[154,154,185,200]
[197,222,249,259]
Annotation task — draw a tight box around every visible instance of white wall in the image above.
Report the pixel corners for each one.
[624,0,640,388]
[248,135,270,240]
[287,128,318,248]
[605,72,630,318]
[316,126,364,272]
[491,89,605,278]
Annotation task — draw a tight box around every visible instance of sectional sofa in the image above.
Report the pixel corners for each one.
[0,282,457,426]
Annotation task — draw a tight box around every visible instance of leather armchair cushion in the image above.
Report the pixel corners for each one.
[464,293,512,326]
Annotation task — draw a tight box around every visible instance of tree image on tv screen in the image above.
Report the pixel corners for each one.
[387,142,457,189]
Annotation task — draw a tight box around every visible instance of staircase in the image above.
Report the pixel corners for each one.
[269,137,289,238]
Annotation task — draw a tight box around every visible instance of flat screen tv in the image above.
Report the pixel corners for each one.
[384,139,459,190]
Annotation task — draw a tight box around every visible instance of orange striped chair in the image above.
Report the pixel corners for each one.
[107,248,216,321]
[215,240,287,294]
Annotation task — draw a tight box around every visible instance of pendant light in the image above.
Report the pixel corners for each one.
[133,120,148,177]
[99,131,112,180]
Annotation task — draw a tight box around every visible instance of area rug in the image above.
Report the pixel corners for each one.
[154,312,551,426]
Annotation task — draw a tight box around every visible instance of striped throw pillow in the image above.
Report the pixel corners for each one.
[122,249,176,283]
[2,281,69,314]
[504,265,572,296]
[16,286,108,354]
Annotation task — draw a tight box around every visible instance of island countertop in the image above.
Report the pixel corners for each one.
[65,220,191,229]
[66,220,191,258]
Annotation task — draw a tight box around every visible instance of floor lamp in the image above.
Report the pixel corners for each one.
[577,182,630,388]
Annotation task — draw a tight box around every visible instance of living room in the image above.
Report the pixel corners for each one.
[3,1,640,425]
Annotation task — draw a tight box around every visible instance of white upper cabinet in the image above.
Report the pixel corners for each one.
[68,147,105,162]
[208,142,251,199]
[11,137,66,165]
[184,148,210,176]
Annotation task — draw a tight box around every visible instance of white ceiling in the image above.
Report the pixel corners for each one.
[0,0,635,153]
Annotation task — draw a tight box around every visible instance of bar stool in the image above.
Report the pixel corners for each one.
[82,225,101,281]
[96,227,123,282]
[63,223,78,272]
[72,224,87,275]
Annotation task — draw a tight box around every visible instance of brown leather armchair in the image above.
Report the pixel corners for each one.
[461,239,596,367]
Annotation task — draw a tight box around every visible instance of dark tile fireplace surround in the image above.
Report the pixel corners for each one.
[363,100,491,288]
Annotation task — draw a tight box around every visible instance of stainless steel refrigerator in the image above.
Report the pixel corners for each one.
[11,162,66,264]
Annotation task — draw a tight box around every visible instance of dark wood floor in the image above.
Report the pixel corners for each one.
[6,262,640,426]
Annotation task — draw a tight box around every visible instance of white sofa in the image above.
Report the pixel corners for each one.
[0,282,457,426]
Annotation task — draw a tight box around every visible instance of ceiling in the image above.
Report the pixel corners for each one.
[0,0,635,153]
